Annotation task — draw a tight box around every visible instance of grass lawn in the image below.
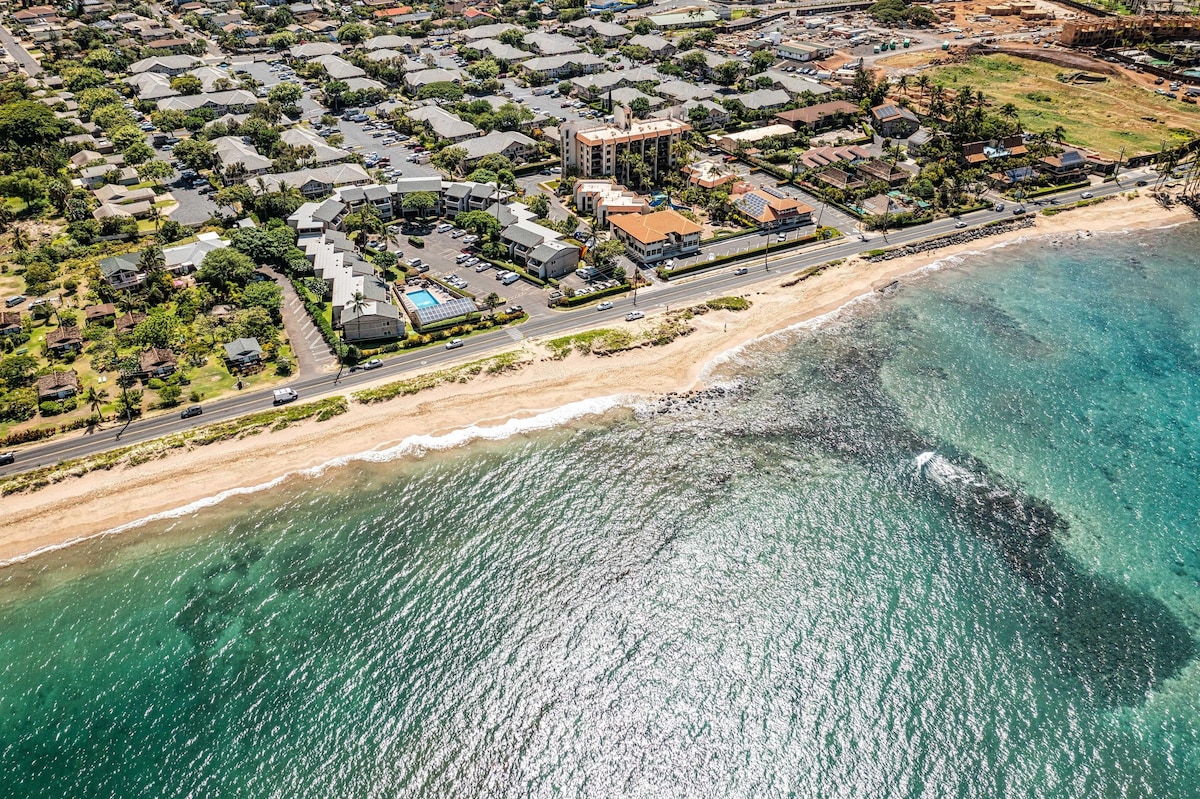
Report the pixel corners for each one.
[927,55,1200,158]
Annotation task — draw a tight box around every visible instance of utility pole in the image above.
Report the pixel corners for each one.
[1114,146,1125,182]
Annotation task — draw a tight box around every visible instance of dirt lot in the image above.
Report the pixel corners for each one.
[921,54,1200,157]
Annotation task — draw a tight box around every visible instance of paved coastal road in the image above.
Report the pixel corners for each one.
[0,173,1152,477]
[0,23,41,76]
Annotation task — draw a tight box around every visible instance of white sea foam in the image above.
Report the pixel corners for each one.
[0,394,636,567]
[912,451,980,487]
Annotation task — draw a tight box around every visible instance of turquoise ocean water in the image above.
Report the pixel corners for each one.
[2,225,1199,798]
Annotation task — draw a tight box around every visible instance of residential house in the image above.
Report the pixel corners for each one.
[128,55,200,75]
[734,187,814,230]
[407,106,480,143]
[647,9,721,28]
[98,252,146,290]
[138,347,177,378]
[163,232,230,275]
[36,371,81,402]
[962,135,1028,166]
[45,326,83,356]
[280,127,348,165]
[467,38,528,62]
[522,32,581,56]
[871,104,920,139]
[289,42,342,60]
[775,100,859,132]
[157,89,257,115]
[84,303,118,325]
[0,311,22,336]
[223,337,264,368]
[404,68,464,94]
[797,143,870,170]
[459,22,521,41]
[627,33,675,58]
[656,100,729,130]
[857,158,909,187]
[654,80,715,104]
[213,136,273,179]
[311,54,366,80]
[564,18,632,44]
[520,53,606,80]
[814,166,865,191]
[1040,149,1088,182]
[990,164,1038,188]
[730,88,791,112]
[459,131,537,165]
[259,163,372,197]
[610,209,702,264]
[609,87,664,111]
[710,124,797,154]
[115,312,147,335]
[499,218,580,278]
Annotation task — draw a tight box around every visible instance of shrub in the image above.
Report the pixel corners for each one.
[39,400,63,416]
[408,236,424,248]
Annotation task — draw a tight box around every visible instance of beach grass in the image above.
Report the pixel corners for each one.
[927,55,1200,157]
[352,351,531,404]
[0,396,349,496]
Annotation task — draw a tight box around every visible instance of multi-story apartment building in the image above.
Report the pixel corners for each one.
[560,106,691,186]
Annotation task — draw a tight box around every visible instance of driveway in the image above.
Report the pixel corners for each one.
[266,266,337,375]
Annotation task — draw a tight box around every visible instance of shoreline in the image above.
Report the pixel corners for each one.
[1,196,1192,567]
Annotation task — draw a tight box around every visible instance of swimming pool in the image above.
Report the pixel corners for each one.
[407,290,440,309]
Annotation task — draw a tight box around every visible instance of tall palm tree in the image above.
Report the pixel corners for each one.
[84,386,109,421]
[10,226,29,252]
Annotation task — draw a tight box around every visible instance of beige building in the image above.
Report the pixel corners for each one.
[561,106,691,186]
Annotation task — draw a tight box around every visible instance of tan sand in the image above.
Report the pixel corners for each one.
[1,195,1191,565]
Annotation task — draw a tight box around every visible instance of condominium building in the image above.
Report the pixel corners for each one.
[560,105,691,185]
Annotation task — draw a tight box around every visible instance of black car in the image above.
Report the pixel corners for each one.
[180,405,203,419]
[0,451,14,466]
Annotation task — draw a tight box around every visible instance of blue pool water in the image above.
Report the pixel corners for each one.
[407,289,439,309]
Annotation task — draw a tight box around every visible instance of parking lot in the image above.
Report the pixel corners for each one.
[405,227,545,314]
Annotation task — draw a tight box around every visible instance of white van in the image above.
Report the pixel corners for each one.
[272,388,299,405]
[500,272,520,286]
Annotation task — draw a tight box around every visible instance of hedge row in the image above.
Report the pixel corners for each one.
[291,278,344,358]
[1,414,94,448]
[1018,181,1090,199]
[553,282,631,307]
[656,232,827,280]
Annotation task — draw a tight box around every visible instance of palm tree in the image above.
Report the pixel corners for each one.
[84,386,109,421]
[349,290,368,316]
[11,226,29,251]
[139,245,165,274]
[897,74,909,98]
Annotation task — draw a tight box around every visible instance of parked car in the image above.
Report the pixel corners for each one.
[597,301,614,311]
[474,263,489,272]
[505,305,523,314]
[180,405,203,419]
[445,338,464,349]
[625,311,645,322]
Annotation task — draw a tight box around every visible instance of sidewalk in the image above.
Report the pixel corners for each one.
[268,267,338,376]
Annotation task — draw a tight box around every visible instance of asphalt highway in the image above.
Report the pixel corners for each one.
[0,172,1152,477]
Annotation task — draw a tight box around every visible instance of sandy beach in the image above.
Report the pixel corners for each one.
[1,195,1192,565]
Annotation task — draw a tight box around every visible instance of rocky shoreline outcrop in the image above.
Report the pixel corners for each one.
[864,216,1037,263]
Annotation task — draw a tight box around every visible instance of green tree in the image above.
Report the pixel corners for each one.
[401,190,438,218]
[0,354,38,388]
[268,82,303,107]
[527,193,550,219]
[157,384,182,407]
[131,310,181,349]
[629,96,651,119]
[137,159,175,182]
[337,22,370,43]
[0,100,68,152]
[454,210,501,240]
[431,146,468,176]
[749,49,774,74]
[240,281,283,322]
[343,207,383,247]
[196,248,256,299]
[83,385,109,421]
[170,74,203,96]
[713,61,743,87]
[172,138,217,172]
[122,139,154,166]
[586,239,625,274]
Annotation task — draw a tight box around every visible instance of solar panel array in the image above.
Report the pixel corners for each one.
[738,192,769,219]
[413,296,478,326]
[763,186,788,200]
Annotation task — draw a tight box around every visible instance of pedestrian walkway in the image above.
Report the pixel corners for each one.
[268,267,338,376]
[505,327,524,342]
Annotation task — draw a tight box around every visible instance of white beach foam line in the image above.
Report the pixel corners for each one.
[0,394,637,567]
